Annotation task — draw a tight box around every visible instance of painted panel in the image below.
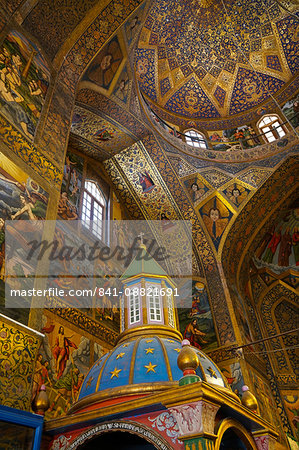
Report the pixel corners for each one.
[0,315,42,411]
[178,280,217,351]
[58,150,84,220]
[0,30,49,140]
[83,34,125,92]
[33,313,94,419]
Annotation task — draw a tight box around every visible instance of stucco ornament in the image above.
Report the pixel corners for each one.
[169,401,219,437]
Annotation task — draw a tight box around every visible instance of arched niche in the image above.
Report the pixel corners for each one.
[215,418,258,450]
[258,281,298,377]
[221,155,298,297]
[67,421,173,450]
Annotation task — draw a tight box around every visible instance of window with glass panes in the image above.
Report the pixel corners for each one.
[129,288,141,325]
[166,293,175,328]
[81,180,105,240]
[258,115,286,143]
[184,129,207,149]
[147,285,162,322]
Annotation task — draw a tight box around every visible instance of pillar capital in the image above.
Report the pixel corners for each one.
[169,400,219,438]
[253,429,278,450]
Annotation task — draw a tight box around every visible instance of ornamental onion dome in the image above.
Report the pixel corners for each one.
[70,241,239,414]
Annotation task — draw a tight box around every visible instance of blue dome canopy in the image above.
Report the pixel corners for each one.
[78,336,228,402]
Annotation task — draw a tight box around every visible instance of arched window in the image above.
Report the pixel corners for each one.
[128,288,141,325]
[184,129,207,149]
[81,180,106,240]
[257,115,286,143]
[146,283,163,324]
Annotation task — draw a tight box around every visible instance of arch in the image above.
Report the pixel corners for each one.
[221,155,298,295]
[214,418,258,450]
[184,129,208,149]
[257,114,286,143]
[67,420,173,450]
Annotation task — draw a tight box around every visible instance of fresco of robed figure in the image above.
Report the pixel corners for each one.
[178,280,217,351]
[0,30,50,139]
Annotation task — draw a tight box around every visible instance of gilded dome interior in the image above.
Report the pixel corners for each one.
[136,0,298,128]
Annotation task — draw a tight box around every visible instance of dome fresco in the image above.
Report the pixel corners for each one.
[136,0,299,125]
[79,336,227,401]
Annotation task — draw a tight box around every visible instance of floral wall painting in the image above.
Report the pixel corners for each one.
[0,30,50,139]
[178,280,218,352]
[82,34,126,94]
[199,196,233,251]
[71,106,136,154]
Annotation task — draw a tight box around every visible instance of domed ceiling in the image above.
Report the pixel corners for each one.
[136,0,299,128]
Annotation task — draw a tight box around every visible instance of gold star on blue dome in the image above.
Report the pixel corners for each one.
[110,367,122,379]
[145,362,157,373]
[207,366,217,378]
[145,347,154,354]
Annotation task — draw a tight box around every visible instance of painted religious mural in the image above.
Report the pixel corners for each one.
[0,152,49,324]
[93,258,121,334]
[71,106,136,156]
[251,370,283,432]
[183,176,210,205]
[198,196,233,251]
[220,361,245,399]
[254,206,299,271]
[32,312,106,419]
[178,280,217,352]
[281,391,299,441]
[0,30,50,139]
[124,2,146,48]
[282,93,299,128]
[222,182,251,208]
[111,64,131,105]
[207,125,260,151]
[82,34,126,93]
[58,151,84,220]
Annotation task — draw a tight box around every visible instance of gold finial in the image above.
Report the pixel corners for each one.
[33,384,49,416]
[177,339,199,373]
[241,385,258,412]
[138,232,147,249]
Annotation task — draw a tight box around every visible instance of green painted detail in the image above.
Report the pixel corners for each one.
[121,247,168,279]
[179,374,201,386]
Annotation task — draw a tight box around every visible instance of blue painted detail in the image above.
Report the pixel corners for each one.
[0,405,43,450]
[229,67,284,115]
[136,48,157,102]
[164,77,220,119]
[133,337,169,383]
[276,16,299,75]
[80,354,108,399]
[79,337,228,400]
[197,351,225,387]
[164,339,183,380]
[98,340,135,390]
